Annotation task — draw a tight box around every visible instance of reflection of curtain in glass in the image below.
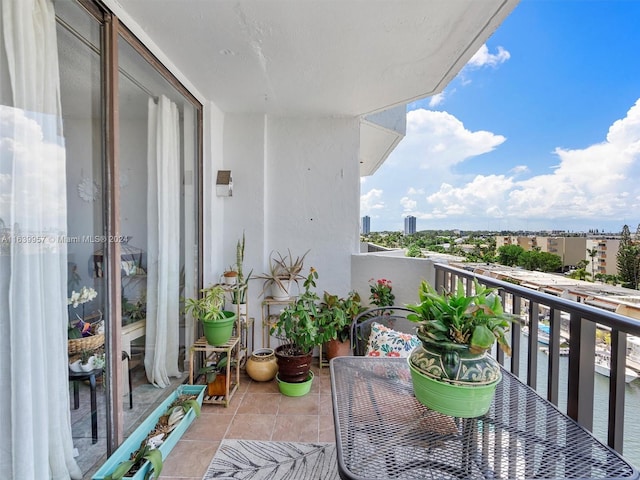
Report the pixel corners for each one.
[145,95,181,387]
[0,0,81,478]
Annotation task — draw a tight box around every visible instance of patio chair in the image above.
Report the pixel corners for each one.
[350,306,417,356]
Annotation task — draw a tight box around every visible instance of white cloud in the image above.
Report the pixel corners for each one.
[509,165,529,175]
[402,109,506,170]
[0,106,67,232]
[428,92,445,107]
[365,99,640,231]
[421,99,640,225]
[360,188,385,215]
[467,44,511,69]
[400,196,417,212]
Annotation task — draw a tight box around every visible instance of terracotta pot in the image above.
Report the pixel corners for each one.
[246,348,278,382]
[274,344,312,383]
[326,338,351,360]
[222,271,238,285]
[207,374,227,396]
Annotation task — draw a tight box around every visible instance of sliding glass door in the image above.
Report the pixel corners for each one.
[52,0,201,474]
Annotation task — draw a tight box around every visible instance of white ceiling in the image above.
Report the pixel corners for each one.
[112,0,519,116]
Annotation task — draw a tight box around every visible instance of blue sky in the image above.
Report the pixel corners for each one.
[360,0,640,233]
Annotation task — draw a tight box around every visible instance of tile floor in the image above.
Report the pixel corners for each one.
[157,362,335,480]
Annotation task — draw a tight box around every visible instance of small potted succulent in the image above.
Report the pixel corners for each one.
[184,285,237,346]
[406,278,515,418]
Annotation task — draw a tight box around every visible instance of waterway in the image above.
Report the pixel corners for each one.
[504,335,640,468]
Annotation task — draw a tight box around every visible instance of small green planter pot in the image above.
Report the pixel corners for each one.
[408,359,500,418]
[202,311,236,346]
[276,371,314,397]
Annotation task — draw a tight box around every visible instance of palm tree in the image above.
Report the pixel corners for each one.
[586,247,598,280]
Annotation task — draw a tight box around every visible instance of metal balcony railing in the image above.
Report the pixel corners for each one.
[433,263,640,455]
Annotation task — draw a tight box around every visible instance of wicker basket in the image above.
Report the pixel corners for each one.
[68,333,105,356]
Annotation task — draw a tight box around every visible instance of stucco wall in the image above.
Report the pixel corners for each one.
[205,113,361,347]
[351,253,437,307]
[263,116,360,299]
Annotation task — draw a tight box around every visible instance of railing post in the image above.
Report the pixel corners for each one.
[511,295,522,377]
[527,301,539,390]
[609,329,626,452]
[547,308,561,406]
[567,314,595,430]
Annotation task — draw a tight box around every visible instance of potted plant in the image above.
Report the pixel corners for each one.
[319,290,363,360]
[184,285,237,346]
[258,249,309,300]
[199,353,234,396]
[79,348,97,372]
[230,233,252,316]
[270,267,324,395]
[406,278,514,418]
[368,278,395,307]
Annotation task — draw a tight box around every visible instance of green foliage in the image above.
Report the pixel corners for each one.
[497,245,524,266]
[270,268,323,354]
[104,443,163,480]
[406,279,514,355]
[617,225,640,289]
[198,353,231,383]
[231,233,252,304]
[368,278,395,307]
[183,285,227,322]
[518,250,562,272]
[319,290,363,343]
[406,244,423,257]
[105,394,201,480]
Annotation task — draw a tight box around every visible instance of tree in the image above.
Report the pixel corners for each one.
[497,245,524,266]
[568,268,590,281]
[617,224,640,289]
[586,247,598,280]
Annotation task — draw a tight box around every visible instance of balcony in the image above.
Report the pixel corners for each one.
[351,253,640,462]
[94,254,640,478]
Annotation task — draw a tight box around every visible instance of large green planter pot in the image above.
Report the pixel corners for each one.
[408,334,502,418]
[202,311,236,346]
[276,371,314,397]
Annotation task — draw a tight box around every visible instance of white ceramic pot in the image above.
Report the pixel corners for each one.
[69,360,83,373]
[80,356,96,372]
[272,280,292,300]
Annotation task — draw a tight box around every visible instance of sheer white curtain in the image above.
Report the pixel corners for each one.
[0,0,81,478]
[145,95,181,387]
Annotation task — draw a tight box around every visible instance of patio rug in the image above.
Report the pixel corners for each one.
[203,440,339,480]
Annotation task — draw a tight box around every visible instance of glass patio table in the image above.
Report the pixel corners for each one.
[330,356,639,480]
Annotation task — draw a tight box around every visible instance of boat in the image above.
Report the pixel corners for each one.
[540,346,570,356]
[594,351,638,383]
[522,324,550,345]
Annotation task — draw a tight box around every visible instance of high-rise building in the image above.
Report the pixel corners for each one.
[361,216,370,234]
[404,215,416,235]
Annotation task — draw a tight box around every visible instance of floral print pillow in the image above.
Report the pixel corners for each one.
[365,322,420,357]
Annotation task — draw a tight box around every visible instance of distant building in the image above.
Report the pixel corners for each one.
[361,216,370,235]
[404,216,416,235]
[495,234,622,275]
